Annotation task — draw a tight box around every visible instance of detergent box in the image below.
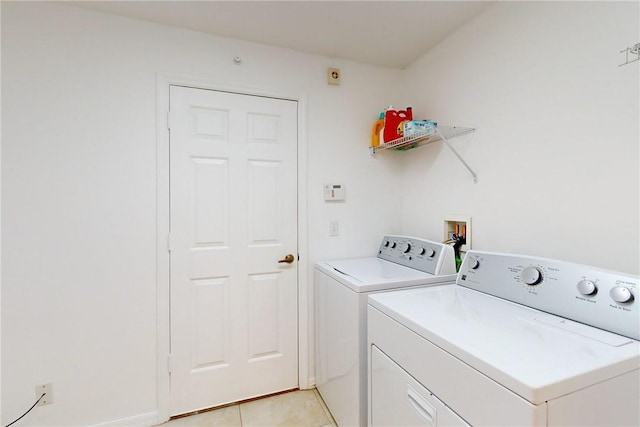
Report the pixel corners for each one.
[403,120,438,138]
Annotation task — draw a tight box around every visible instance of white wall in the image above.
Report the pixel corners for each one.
[0,2,402,426]
[3,1,639,426]
[400,1,639,274]
[0,2,3,424]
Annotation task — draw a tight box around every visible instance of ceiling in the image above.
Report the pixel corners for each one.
[69,1,493,69]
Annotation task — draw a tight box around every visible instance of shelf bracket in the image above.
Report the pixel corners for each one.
[437,128,478,183]
[370,125,478,183]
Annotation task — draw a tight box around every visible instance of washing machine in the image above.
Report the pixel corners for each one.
[315,235,457,427]
[368,250,640,426]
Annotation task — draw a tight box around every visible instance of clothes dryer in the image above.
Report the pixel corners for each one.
[368,251,639,426]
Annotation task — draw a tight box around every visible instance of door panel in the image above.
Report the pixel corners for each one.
[169,86,298,415]
[248,272,283,360]
[193,157,229,246]
[248,159,281,243]
[192,277,228,370]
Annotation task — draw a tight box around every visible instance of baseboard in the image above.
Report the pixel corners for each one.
[91,411,159,427]
[307,376,316,388]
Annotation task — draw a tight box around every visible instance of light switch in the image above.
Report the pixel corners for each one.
[329,221,339,237]
[324,184,346,201]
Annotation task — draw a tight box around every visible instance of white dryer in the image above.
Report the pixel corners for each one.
[315,235,457,427]
[368,250,640,426]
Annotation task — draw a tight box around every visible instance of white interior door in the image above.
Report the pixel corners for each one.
[169,85,299,415]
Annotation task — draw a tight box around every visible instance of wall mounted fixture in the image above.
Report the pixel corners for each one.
[327,67,340,85]
[619,43,639,66]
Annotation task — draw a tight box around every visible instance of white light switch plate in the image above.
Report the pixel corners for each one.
[329,221,339,237]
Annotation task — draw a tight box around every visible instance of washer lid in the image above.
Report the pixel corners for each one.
[317,257,455,293]
[368,285,640,404]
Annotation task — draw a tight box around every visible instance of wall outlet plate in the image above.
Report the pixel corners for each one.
[36,383,53,406]
[444,215,471,253]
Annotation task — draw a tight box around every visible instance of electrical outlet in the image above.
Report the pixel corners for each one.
[327,67,340,85]
[35,383,53,406]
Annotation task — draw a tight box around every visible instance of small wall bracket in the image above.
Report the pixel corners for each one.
[619,43,640,67]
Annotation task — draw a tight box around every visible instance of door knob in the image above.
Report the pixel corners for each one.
[278,254,295,264]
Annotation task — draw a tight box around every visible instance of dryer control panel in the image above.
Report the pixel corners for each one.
[378,235,456,276]
[458,250,639,340]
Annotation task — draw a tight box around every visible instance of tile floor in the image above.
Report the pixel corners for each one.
[156,389,337,427]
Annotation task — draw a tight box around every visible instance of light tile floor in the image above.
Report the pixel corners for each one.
[156,389,337,427]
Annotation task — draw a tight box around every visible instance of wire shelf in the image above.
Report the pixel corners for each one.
[370,125,478,183]
[370,126,475,154]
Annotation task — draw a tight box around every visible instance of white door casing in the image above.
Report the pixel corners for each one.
[168,85,299,415]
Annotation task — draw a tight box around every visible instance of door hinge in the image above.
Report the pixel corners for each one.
[167,233,172,252]
[167,354,172,374]
[167,110,172,130]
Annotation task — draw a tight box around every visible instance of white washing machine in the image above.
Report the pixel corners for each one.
[368,250,640,426]
[315,235,457,427]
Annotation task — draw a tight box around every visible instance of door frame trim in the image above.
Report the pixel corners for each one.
[155,73,309,423]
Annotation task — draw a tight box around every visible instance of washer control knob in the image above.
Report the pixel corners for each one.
[522,266,543,285]
[577,279,597,296]
[390,242,397,249]
[426,248,436,258]
[384,240,390,247]
[402,243,411,253]
[418,247,426,256]
[610,286,634,304]
[468,257,480,269]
